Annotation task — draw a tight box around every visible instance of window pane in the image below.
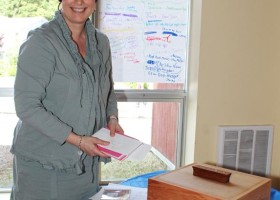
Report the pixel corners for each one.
[0,2,54,190]
[101,101,179,181]
[1,2,57,189]
[0,86,17,188]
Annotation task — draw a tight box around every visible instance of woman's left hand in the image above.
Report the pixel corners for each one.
[107,118,124,137]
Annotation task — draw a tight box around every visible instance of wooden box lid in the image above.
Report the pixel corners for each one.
[148,163,271,200]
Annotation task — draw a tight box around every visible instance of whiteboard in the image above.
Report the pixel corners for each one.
[98,0,190,83]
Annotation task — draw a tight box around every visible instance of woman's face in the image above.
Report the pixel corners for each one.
[60,0,96,26]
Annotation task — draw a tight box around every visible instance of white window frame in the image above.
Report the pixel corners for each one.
[115,89,188,167]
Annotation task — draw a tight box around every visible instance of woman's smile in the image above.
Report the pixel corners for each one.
[71,6,87,13]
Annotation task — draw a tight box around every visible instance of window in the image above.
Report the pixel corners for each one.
[0,2,57,191]
[0,78,16,191]
[95,0,191,182]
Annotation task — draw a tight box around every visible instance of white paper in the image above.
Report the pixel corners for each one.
[127,143,152,161]
[90,183,147,200]
[98,1,189,83]
[93,128,151,161]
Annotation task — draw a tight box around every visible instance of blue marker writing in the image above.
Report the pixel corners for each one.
[163,31,178,36]
[147,60,155,64]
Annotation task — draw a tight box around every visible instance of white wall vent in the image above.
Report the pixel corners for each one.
[218,125,273,177]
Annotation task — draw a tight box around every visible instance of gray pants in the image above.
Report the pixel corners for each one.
[10,155,100,200]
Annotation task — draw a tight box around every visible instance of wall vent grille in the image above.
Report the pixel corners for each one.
[218,125,273,176]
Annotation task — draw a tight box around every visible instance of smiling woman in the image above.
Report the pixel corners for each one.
[10,0,123,199]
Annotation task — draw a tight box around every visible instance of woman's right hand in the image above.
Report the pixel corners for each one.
[79,136,110,157]
[66,132,110,158]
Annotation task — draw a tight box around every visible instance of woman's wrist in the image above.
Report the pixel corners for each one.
[78,135,83,151]
[107,115,118,122]
[66,131,83,149]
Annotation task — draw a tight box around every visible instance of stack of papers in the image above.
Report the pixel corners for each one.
[94,128,151,161]
[101,188,131,200]
[90,183,147,200]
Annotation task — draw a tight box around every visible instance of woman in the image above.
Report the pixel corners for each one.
[10,0,123,199]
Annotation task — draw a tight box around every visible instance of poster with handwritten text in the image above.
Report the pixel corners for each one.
[98,0,190,83]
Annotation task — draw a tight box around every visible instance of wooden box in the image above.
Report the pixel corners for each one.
[148,163,271,200]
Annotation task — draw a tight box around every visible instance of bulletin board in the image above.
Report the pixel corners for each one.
[97,0,190,83]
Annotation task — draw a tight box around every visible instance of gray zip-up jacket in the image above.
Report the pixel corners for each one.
[11,11,117,173]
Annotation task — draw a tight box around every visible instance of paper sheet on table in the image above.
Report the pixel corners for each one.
[89,183,147,200]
